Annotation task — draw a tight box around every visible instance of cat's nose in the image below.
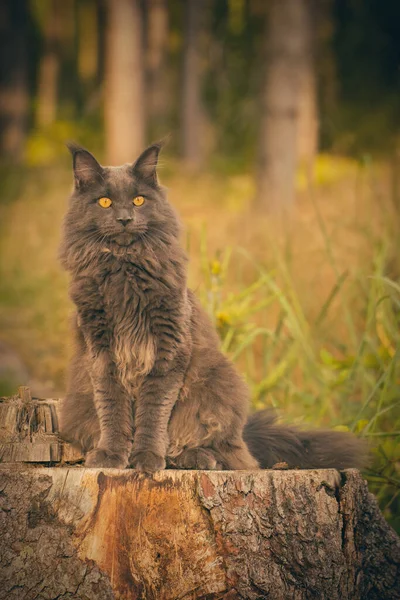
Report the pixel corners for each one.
[117,216,133,227]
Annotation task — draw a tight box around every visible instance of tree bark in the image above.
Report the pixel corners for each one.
[0,467,399,599]
[104,0,145,165]
[1,392,399,599]
[255,0,313,212]
[181,0,205,169]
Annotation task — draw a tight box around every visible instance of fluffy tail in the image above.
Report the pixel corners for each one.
[243,410,368,470]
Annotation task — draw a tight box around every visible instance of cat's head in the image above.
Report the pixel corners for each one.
[63,142,180,251]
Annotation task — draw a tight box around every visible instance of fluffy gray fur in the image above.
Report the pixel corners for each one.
[59,142,367,473]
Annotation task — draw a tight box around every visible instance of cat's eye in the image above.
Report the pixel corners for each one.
[133,196,145,207]
[98,197,112,208]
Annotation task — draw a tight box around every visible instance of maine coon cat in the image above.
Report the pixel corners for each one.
[59,142,366,473]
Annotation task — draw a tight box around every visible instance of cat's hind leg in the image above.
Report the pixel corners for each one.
[58,392,100,454]
[171,447,221,470]
[169,441,258,470]
[213,440,259,470]
[59,317,100,454]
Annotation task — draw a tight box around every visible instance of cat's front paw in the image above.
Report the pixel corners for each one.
[129,451,166,474]
[85,448,128,469]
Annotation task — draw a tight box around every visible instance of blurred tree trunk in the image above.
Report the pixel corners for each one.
[77,0,100,116]
[77,1,99,83]
[146,0,169,130]
[297,0,318,182]
[0,0,29,163]
[181,0,205,169]
[317,0,337,152]
[104,0,145,165]
[255,0,313,212]
[297,68,318,167]
[36,0,60,128]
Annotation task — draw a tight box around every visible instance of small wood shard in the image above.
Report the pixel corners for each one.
[272,461,289,469]
[18,385,32,403]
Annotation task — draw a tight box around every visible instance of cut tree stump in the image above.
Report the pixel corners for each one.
[0,387,82,464]
[0,390,400,600]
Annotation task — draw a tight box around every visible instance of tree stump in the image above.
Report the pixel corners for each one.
[0,387,82,464]
[1,390,400,600]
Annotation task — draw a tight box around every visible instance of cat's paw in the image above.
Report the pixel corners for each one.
[174,448,219,470]
[129,451,166,474]
[85,448,128,469]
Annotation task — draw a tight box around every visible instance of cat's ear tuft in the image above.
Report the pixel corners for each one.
[132,139,167,185]
[66,142,103,189]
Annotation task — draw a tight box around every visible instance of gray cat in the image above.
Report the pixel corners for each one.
[59,142,366,473]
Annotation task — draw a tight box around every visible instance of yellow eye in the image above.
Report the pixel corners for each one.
[98,197,112,208]
[133,196,145,207]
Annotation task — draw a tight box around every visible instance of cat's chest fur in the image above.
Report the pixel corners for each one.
[94,260,158,388]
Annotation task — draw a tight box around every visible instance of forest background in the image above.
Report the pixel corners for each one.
[0,0,400,532]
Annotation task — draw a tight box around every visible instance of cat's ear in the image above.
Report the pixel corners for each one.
[131,140,165,185]
[67,142,103,189]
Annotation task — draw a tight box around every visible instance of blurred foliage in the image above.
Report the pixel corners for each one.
[8,0,400,165]
[331,0,400,155]
[26,119,104,166]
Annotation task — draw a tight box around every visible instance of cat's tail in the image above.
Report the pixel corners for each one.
[243,410,368,470]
